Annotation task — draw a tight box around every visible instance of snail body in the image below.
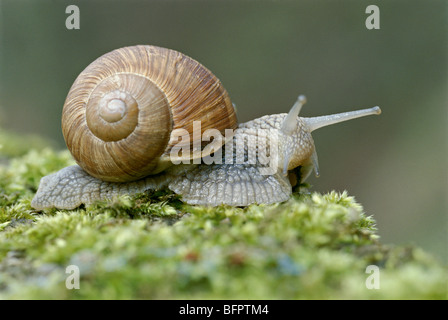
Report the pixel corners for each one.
[31,45,381,210]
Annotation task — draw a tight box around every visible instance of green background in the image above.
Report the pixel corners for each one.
[0,0,446,262]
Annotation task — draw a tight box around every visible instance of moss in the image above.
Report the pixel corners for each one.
[0,132,446,299]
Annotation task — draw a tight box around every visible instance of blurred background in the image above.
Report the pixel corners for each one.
[0,0,446,262]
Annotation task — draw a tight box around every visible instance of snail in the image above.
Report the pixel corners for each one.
[31,45,381,210]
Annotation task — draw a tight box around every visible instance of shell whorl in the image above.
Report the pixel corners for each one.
[62,45,237,182]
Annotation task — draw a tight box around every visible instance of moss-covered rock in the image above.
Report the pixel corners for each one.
[0,133,446,299]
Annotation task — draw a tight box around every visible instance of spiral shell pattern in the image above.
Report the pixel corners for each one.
[62,45,237,182]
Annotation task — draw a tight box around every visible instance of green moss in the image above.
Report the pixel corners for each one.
[0,133,446,299]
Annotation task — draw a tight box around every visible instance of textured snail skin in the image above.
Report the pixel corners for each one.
[31,114,302,210]
[31,165,169,210]
[30,44,382,210]
[31,102,381,210]
[31,163,291,210]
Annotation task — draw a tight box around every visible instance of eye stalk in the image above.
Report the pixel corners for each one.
[281,95,307,135]
[303,105,381,132]
[280,94,381,177]
[280,95,307,174]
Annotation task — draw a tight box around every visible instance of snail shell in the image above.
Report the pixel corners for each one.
[62,45,237,182]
